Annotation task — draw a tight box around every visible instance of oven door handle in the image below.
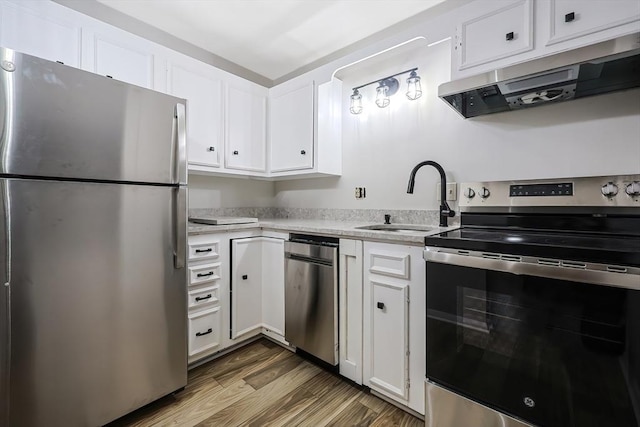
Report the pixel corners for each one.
[424,248,640,291]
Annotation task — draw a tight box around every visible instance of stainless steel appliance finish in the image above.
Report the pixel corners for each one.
[0,47,188,426]
[425,381,532,427]
[439,33,640,117]
[284,239,338,365]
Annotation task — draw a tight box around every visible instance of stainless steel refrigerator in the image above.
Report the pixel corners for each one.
[0,47,188,426]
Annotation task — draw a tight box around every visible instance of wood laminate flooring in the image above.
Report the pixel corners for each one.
[107,338,424,427]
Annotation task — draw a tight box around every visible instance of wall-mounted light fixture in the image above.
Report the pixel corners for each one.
[349,67,421,114]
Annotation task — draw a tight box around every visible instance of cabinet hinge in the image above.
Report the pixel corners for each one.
[406,350,410,357]
[406,378,410,389]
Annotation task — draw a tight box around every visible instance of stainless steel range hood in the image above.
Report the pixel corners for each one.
[439,33,640,118]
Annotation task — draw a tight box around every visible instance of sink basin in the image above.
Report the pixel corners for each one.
[355,224,436,233]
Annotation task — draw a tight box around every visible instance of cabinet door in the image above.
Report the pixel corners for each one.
[168,62,223,167]
[231,238,263,339]
[261,237,285,337]
[225,84,267,172]
[87,32,155,88]
[269,82,314,172]
[368,280,409,400]
[457,0,533,70]
[547,0,640,45]
[0,0,81,67]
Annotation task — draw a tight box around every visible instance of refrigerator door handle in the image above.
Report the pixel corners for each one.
[174,103,187,185]
[174,186,187,269]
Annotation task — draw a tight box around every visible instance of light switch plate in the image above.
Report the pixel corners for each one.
[436,182,457,201]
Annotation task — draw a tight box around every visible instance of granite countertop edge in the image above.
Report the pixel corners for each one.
[188,218,457,244]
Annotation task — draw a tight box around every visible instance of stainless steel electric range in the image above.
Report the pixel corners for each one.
[423,175,640,427]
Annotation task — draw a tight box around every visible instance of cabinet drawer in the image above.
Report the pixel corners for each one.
[188,236,220,261]
[188,284,220,309]
[369,250,410,280]
[188,262,221,286]
[188,306,220,357]
[547,0,640,46]
[458,0,533,70]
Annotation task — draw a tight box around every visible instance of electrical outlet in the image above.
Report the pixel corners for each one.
[355,187,366,199]
[436,182,457,201]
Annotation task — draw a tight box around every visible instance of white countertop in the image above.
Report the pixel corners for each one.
[188,218,457,244]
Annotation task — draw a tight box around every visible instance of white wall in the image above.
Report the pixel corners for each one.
[188,174,275,208]
[274,40,640,211]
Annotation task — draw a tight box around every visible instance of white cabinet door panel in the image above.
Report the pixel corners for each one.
[0,1,81,67]
[369,280,409,400]
[91,34,154,88]
[458,0,533,70]
[261,237,285,336]
[231,238,263,339]
[225,85,266,172]
[168,62,223,168]
[547,0,640,45]
[269,82,314,172]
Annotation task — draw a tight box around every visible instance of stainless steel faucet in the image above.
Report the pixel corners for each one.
[406,160,455,227]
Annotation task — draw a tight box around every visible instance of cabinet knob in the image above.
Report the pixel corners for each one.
[233,150,239,155]
[505,32,514,41]
[242,274,248,280]
[565,12,575,22]
[207,146,215,152]
[377,302,385,310]
[300,150,306,155]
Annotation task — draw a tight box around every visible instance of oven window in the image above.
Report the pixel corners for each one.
[426,262,639,427]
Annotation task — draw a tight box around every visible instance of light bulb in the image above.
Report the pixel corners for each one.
[406,70,422,100]
[349,89,363,114]
[375,83,390,108]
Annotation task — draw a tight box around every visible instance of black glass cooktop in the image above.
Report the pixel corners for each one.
[425,228,640,267]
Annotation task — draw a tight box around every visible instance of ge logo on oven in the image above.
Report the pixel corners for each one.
[523,397,535,408]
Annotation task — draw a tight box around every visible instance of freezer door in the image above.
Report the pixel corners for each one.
[5,178,187,427]
[0,47,186,184]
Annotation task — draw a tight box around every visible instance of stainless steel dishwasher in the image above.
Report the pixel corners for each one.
[284,235,339,366]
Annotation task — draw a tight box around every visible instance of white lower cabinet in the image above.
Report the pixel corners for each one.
[188,306,221,358]
[339,239,364,384]
[363,241,426,415]
[231,237,264,339]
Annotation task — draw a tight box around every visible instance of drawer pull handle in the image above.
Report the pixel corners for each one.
[377,302,385,310]
[207,146,215,152]
[195,248,213,253]
[233,150,239,155]
[242,274,248,280]
[196,328,213,337]
[195,294,212,301]
[300,150,306,155]
[565,12,575,22]
[197,271,214,278]
[505,32,514,41]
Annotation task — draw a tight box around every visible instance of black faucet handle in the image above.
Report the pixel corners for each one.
[384,214,391,224]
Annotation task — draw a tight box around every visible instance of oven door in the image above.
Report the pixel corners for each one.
[425,249,640,427]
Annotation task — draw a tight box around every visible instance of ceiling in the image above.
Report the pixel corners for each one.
[96,0,447,81]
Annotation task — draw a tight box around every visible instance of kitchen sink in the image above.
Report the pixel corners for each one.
[355,224,436,233]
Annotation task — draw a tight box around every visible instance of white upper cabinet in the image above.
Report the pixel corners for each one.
[269,81,315,172]
[452,0,640,79]
[168,61,223,168]
[0,0,81,67]
[225,83,267,172]
[546,0,640,46]
[85,32,155,89]
[457,0,533,70]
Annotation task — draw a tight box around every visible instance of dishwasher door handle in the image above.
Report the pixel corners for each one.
[285,253,333,267]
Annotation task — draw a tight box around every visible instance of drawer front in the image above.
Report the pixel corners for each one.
[547,0,640,45]
[369,250,410,280]
[189,262,221,286]
[188,306,220,357]
[188,284,220,309]
[188,236,220,261]
[458,0,533,70]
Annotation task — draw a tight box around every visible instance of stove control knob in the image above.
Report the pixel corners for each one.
[479,187,490,199]
[601,182,618,198]
[625,181,640,197]
[464,187,476,199]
